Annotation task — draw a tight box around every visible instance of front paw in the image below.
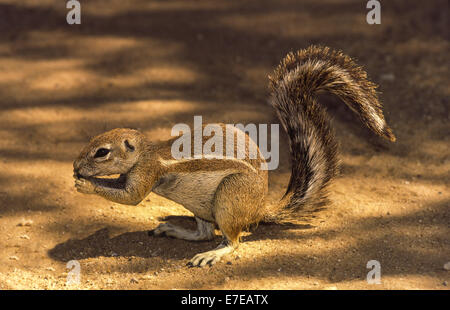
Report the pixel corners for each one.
[75,177,96,194]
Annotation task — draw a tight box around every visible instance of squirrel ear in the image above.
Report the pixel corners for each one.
[124,139,135,152]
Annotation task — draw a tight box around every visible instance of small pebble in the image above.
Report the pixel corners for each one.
[443,262,450,271]
[443,281,448,286]
[130,278,139,284]
[17,219,33,226]
[20,234,30,240]
[380,73,395,81]
[140,275,153,280]
[9,256,19,261]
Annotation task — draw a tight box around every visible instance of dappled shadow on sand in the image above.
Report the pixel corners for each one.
[0,0,447,168]
[0,0,448,288]
[48,198,448,283]
[47,216,313,263]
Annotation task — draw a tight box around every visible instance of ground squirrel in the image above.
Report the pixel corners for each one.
[73,46,396,267]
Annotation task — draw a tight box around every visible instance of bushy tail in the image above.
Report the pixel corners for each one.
[265,45,396,222]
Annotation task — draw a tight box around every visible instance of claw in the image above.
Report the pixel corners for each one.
[188,251,221,267]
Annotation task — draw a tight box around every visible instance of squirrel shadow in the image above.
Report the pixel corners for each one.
[47,216,313,263]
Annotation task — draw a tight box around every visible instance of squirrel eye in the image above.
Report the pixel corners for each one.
[94,148,110,158]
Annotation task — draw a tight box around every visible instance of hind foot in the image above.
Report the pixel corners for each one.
[149,217,215,241]
[187,240,236,267]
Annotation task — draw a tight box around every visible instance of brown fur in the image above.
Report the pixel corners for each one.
[73,46,395,267]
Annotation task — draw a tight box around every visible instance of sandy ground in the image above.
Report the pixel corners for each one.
[0,0,448,290]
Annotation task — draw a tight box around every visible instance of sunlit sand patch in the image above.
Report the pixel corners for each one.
[0,161,73,203]
[0,69,25,83]
[31,69,98,91]
[0,57,89,91]
[0,57,84,71]
[26,31,141,55]
[22,31,182,59]
[107,65,200,87]
[0,100,199,125]
[0,37,193,100]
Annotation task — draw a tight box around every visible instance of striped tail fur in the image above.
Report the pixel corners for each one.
[265,45,396,222]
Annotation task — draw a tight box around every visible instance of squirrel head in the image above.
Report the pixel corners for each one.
[73,128,146,178]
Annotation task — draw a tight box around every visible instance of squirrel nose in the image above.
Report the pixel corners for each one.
[73,160,83,178]
[73,159,81,173]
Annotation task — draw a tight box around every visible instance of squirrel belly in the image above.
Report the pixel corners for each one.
[73,45,396,267]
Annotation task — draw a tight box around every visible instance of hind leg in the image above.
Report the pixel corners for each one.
[150,216,216,241]
[188,173,266,267]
